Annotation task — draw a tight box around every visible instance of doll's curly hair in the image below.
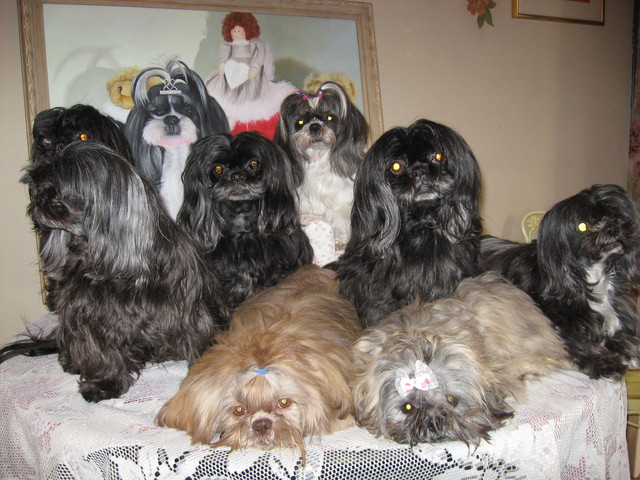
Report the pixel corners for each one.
[221,12,261,41]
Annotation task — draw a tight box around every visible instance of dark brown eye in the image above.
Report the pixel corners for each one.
[213,165,225,176]
[402,402,413,414]
[277,398,292,409]
[390,161,405,174]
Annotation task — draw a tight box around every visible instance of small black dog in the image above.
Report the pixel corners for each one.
[1,141,229,402]
[30,104,133,164]
[29,104,134,309]
[481,184,640,379]
[177,131,314,310]
[125,60,229,218]
[329,119,483,327]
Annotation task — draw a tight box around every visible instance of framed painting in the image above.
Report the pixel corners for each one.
[512,0,605,25]
[18,0,384,140]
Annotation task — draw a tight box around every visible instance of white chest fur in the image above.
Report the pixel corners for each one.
[297,148,354,248]
[159,144,191,219]
[585,261,620,337]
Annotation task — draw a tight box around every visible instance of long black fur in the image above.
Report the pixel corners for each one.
[177,131,314,310]
[1,141,230,402]
[31,104,133,164]
[29,104,134,310]
[481,184,640,379]
[328,119,483,327]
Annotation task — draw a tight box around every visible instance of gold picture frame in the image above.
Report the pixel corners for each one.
[512,0,605,26]
[18,0,384,140]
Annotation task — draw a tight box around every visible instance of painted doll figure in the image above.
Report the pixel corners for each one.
[205,12,295,139]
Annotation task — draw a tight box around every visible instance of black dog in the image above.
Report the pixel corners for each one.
[329,119,483,327]
[30,104,133,164]
[29,104,134,309]
[125,59,229,218]
[177,131,314,310]
[1,141,230,402]
[481,184,640,379]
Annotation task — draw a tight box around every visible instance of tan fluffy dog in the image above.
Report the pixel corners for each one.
[157,265,361,461]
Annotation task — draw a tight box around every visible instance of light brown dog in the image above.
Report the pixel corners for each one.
[157,265,361,461]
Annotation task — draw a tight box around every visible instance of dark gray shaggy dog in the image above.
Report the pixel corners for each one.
[0,141,230,402]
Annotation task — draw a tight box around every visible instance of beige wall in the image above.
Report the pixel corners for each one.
[0,0,634,344]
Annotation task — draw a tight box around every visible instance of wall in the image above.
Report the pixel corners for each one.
[0,0,634,343]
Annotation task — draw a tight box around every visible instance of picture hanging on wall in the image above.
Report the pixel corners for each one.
[512,0,605,25]
[18,0,384,141]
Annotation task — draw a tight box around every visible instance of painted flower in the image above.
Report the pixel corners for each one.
[467,0,490,15]
[467,0,496,28]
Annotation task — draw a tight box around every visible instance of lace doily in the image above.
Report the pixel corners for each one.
[0,315,630,479]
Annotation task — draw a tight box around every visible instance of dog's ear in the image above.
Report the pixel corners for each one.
[347,129,402,257]
[535,204,587,299]
[273,93,306,186]
[319,82,369,178]
[601,184,640,286]
[60,142,163,278]
[175,60,230,136]
[253,135,300,235]
[177,135,226,249]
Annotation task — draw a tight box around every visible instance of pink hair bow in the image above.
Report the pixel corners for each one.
[395,360,439,397]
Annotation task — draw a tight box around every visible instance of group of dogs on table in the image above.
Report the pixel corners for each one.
[1,59,638,462]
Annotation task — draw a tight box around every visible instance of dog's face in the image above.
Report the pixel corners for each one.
[275,81,369,181]
[279,88,340,153]
[348,119,481,254]
[199,133,268,203]
[178,132,300,248]
[376,120,478,207]
[539,184,640,267]
[31,105,132,164]
[352,331,511,447]
[140,83,200,148]
[211,363,317,453]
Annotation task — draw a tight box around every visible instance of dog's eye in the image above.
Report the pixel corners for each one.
[213,165,225,176]
[326,115,334,122]
[446,395,458,407]
[233,406,245,416]
[297,119,305,126]
[390,161,405,174]
[434,153,443,162]
[578,222,589,232]
[277,398,292,409]
[78,133,89,141]
[247,160,261,171]
[401,402,413,414]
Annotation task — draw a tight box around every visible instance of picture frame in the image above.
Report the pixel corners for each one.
[18,0,384,141]
[512,0,605,26]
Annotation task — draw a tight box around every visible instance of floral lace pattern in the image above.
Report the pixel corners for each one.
[0,315,630,479]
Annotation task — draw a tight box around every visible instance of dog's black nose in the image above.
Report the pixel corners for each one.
[164,115,181,135]
[252,418,272,435]
[309,123,322,134]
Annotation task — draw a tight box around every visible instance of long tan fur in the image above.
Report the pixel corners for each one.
[157,265,361,460]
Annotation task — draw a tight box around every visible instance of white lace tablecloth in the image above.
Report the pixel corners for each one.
[0,314,631,480]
